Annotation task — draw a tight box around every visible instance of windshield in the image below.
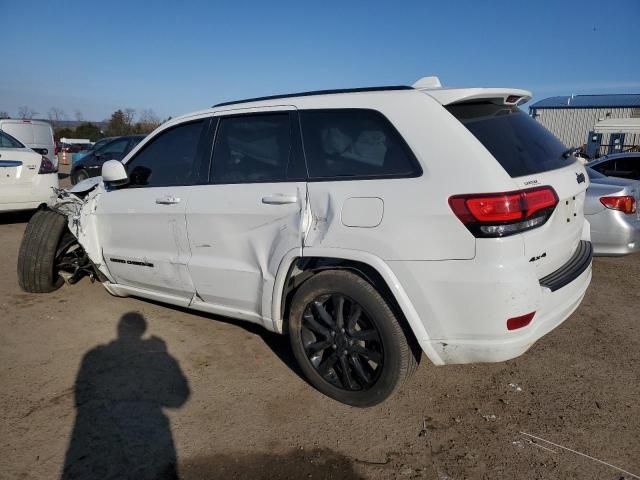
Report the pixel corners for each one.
[446,102,573,177]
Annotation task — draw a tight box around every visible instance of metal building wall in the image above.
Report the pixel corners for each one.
[532,107,633,148]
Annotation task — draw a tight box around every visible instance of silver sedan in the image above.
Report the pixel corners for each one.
[586,168,640,256]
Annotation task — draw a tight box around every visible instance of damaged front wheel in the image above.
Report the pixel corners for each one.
[17,209,90,293]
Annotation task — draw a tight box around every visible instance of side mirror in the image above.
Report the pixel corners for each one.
[101,160,128,186]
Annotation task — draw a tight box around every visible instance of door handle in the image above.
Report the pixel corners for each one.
[155,195,181,205]
[262,194,298,205]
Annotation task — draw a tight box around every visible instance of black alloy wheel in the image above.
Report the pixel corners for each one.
[288,270,418,407]
[301,293,383,391]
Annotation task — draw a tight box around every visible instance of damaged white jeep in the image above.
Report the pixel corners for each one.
[18,78,593,406]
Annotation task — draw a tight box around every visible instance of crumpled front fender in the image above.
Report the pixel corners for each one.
[51,182,114,283]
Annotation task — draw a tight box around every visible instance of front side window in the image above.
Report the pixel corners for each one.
[0,131,24,148]
[125,120,206,187]
[211,113,295,184]
[300,109,420,180]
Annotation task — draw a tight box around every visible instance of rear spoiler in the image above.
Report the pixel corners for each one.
[412,77,531,106]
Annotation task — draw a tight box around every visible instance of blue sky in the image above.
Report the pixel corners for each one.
[2,0,639,121]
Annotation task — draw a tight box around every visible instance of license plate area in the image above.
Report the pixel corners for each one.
[560,193,582,226]
[0,161,23,183]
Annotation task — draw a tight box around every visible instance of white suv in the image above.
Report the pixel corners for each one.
[17,77,592,406]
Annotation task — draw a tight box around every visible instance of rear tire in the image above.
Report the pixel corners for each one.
[288,270,418,407]
[17,209,68,293]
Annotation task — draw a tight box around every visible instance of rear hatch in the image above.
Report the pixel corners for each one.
[447,101,588,278]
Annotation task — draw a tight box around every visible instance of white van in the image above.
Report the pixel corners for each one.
[0,119,57,167]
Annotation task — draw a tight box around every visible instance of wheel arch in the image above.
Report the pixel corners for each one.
[271,247,444,365]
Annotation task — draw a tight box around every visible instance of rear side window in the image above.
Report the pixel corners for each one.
[447,103,573,178]
[211,113,299,184]
[300,109,420,180]
[126,120,206,187]
[0,131,24,148]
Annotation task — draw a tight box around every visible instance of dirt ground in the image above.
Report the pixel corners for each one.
[1,171,639,479]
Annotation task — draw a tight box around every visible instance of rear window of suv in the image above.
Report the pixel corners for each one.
[446,102,572,178]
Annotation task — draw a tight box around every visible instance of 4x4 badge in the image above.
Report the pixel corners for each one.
[576,172,585,184]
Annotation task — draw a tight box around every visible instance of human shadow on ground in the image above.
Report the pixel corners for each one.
[61,312,190,480]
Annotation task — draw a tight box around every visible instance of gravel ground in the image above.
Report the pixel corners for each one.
[1,171,638,479]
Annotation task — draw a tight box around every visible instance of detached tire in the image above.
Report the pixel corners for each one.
[288,270,418,407]
[17,209,68,293]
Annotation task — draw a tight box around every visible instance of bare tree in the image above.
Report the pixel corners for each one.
[124,108,136,126]
[137,108,161,133]
[48,107,66,127]
[0,111,9,119]
[74,110,84,122]
[18,106,38,120]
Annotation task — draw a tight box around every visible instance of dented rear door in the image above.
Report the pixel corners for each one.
[185,108,306,319]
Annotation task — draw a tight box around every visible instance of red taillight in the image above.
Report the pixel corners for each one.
[38,156,57,174]
[449,186,559,237]
[507,312,535,331]
[600,195,636,214]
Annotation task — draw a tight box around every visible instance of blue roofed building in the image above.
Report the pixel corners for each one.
[529,94,640,158]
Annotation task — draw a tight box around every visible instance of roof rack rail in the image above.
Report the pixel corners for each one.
[212,85,413,108]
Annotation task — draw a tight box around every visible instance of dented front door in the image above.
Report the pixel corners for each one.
[96,187,195,299]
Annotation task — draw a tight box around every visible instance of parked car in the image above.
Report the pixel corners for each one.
[586,167,640,255]
[0,130,58,212]
[91,137,118,152]
[70,135,145,184]
[588,152,640,180]
[0,119,57,167]
[68,138,115,164]
[17,78,592,406]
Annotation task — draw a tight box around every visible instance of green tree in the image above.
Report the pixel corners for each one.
[74,122,102,141]
[55,127,74,141]
[106,109,131,136]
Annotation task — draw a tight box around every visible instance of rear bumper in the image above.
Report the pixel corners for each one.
[425,263,591,364]
[0,174,58,212]
[388,239,592,365]
[588,211,640,256]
